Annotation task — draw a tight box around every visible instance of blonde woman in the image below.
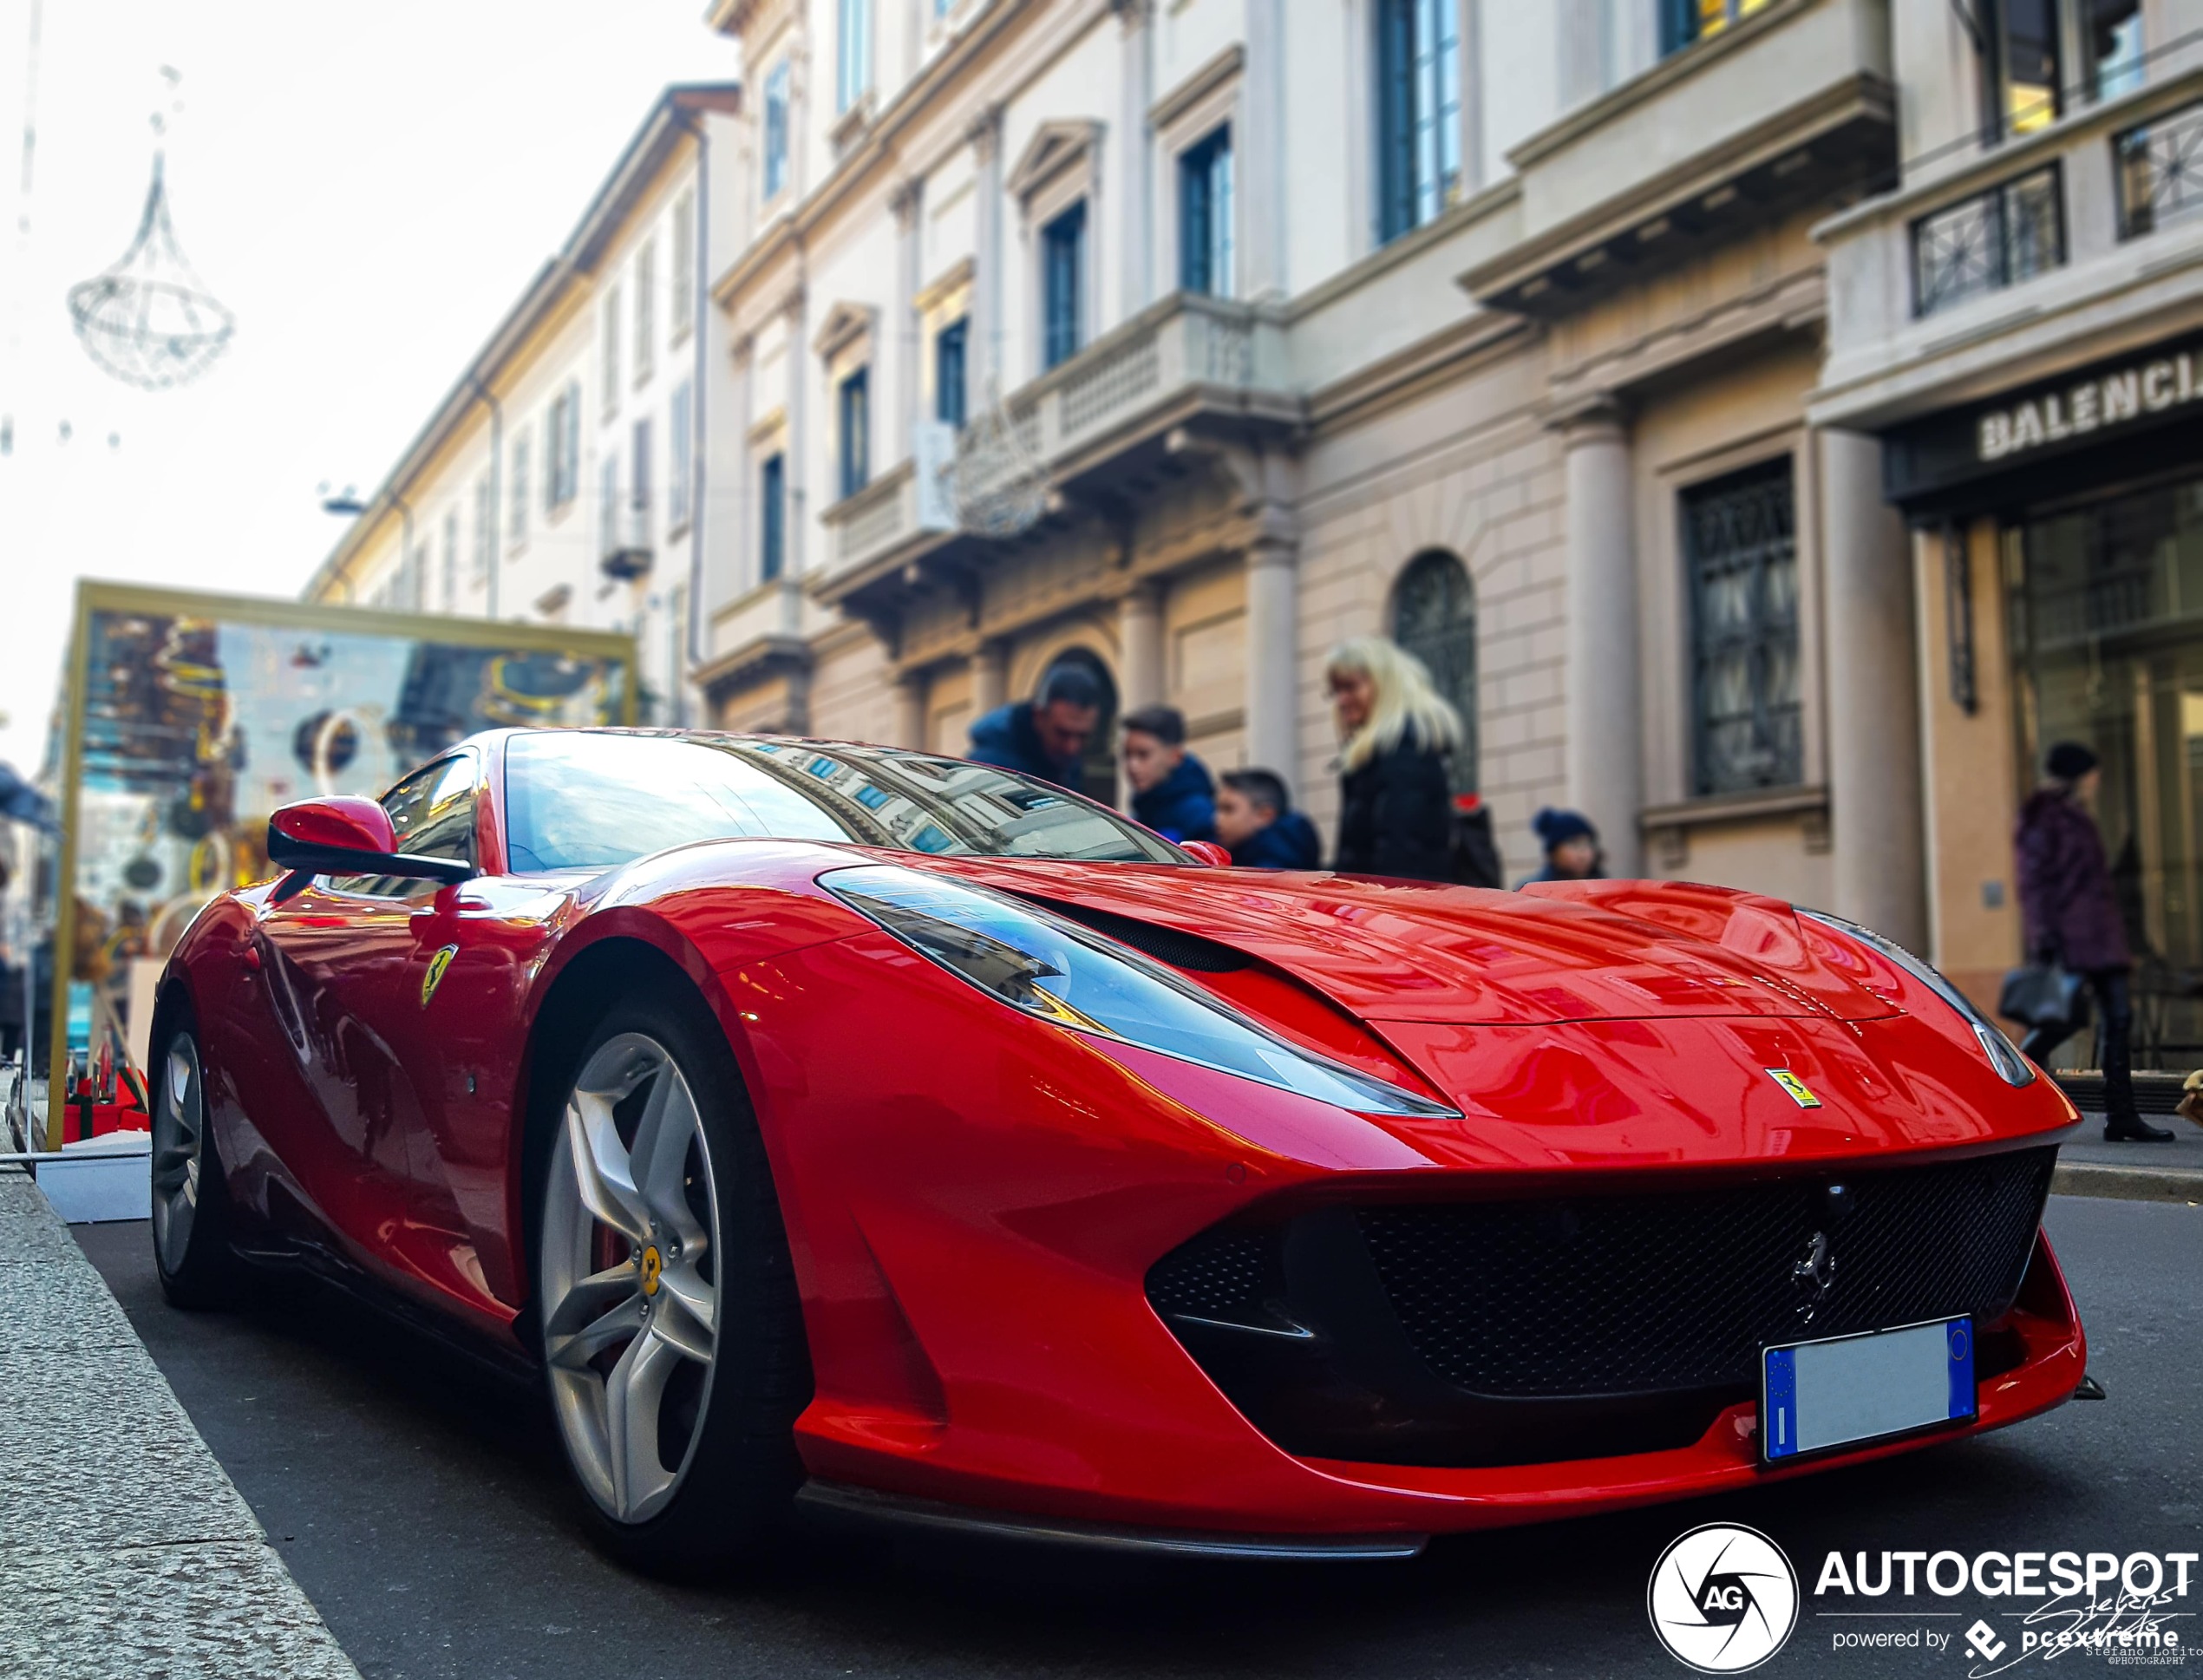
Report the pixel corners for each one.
[1324,636,1463,880]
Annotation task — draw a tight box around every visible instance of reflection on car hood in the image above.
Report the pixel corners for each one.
[917,859,1894,1026]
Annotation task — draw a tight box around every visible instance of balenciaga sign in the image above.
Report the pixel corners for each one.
[1881,336,2203,508]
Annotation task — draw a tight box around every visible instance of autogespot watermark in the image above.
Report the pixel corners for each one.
[1651,1532,2200,1673]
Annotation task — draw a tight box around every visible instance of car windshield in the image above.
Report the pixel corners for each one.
[502,730,1186,871]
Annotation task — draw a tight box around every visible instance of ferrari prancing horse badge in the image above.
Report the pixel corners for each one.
[1766,1069,1821,1108]
[421,945,458,1009]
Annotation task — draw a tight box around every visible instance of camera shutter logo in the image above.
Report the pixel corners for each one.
[1647,1524,1799,1673]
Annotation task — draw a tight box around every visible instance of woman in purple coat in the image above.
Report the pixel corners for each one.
[2015,742,2172,1141]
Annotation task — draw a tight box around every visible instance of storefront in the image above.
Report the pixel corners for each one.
[1886,334,2203,1066]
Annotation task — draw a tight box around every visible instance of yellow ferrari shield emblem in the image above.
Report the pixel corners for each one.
[1766,1069,1821,1108]
[420,945,458,1009]
[639,1245,663,1296]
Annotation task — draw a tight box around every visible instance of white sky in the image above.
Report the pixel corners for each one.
[0,0,738,777]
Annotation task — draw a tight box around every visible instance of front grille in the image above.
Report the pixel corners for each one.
[1356,1147,2056,1396]
[1144,1146,2058,1468]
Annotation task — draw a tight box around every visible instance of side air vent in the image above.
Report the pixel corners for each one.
[1033,901,1252,973]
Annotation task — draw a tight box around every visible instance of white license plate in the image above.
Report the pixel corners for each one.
[1762,1317,1975,1462]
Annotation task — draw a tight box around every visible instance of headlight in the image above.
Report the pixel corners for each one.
[822,863,1459,1118]
[1800,910,2036,1087]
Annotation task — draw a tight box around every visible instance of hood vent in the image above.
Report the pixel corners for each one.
[1030,899,1252,974]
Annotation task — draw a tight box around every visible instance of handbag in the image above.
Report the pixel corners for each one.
[1998,962,2089,1031]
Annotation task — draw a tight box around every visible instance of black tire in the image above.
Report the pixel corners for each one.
[533,973,812,1576]
[148,1002,241,1310]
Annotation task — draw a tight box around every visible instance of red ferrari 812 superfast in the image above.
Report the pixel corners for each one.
[152,728,2087,1572]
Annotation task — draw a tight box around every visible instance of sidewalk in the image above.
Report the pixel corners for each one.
[0,1172,360,1680]
[2054,1114,2203,1203]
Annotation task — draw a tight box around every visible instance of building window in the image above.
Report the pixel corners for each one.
[634,239,656,386]
[760,452,786,581]
[509,432,530,546]
[839,367,870,498]
[670,190,695,342]
[414,544,435,612]
[1912,165,2063,317]
[763,61,791,199]
[473,474,495,584]
[1687,460,1801,797]
[442,510,461,606]
[1043,201,1086,369]
[1659,0,1773,56]
[1973,0,2143,144]
[1391,551,1478,794]
[837,0,872,114]
[668,379,693,530]
[1179,126,1233,297]
[935,318,968,430]
[630,418,653,550]
[1375,0,1461,245]
[599,455,620,560]
[546,382,580,510]
[600,288,622,416]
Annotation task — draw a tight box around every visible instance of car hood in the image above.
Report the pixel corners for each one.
[916,859,1892,1027]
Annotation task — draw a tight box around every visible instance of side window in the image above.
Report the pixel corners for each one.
[392,755,480,863]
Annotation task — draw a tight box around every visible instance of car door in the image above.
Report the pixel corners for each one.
[250,753,480,1287]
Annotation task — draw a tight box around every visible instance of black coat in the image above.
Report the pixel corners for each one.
[1334,731,1452,881]
[2016,788,2131,972]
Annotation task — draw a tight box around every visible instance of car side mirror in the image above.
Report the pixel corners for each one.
[1181,840,1232,867]
[267,796,473,892]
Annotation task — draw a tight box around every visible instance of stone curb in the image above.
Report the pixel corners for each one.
[2052,1160,2203,1204]
[0,1171,363,1680]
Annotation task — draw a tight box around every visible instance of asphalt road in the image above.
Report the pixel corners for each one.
[78,1195,2203,1680]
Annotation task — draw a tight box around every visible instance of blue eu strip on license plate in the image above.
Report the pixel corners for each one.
[1762,1317,1975,1462]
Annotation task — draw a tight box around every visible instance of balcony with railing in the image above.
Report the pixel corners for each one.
[1814,64,2203,427]
[809,291,1295,607]
[1462,0,1895,314]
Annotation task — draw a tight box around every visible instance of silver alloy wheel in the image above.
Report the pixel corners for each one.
[150,1034,205,1276]
[541,1032,722,1526]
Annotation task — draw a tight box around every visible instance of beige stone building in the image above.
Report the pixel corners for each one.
[696,0,1918,926]
[1814,0,2203,1047]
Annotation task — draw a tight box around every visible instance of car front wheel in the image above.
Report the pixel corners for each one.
[149,1016,240,1309]
[535,983,809,1574]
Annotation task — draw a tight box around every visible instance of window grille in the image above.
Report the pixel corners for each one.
[1687,460,1802,796]
[2116,97,2203,239]
[1912,166,2063,317]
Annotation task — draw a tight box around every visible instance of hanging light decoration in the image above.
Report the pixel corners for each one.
[67,146,234,390]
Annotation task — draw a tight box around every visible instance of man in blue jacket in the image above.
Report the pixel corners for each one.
[1215,769,1322,869]
[967,664,1102,790]
[1120,705,1217,843]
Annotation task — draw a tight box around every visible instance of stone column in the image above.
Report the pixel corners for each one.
[892,670,929,750]
[1560,399,1643,876]
[1239,0,1287,299]
[970,639,1009,716]
[781,288,808,579]
[1821,426,1926,947]
[892,180,923,463]
[1244,537,1298,775]
[1116,0,1154,314]
[1118,584,1165,712]
[968,105,1004,396]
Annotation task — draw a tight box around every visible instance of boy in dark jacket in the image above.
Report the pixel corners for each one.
[1215,769,1322,869]
[1120,705,1217,843]
[2016,741,2170,1141]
